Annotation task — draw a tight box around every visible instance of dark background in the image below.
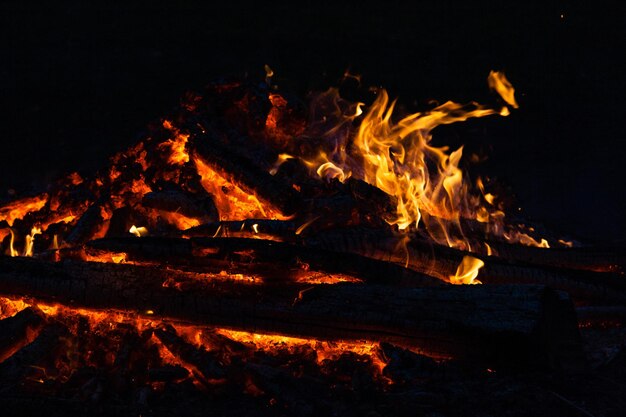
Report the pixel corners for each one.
[1,1,624,242]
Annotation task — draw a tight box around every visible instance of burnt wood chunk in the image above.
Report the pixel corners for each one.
[192,138,302,215]
[153,324,226,381]
[141,190,218,223]
[87,236,443,287]
[64,199,108,245]
[304,228,626,303]
[0,307,46,363]
[0,256,583,369]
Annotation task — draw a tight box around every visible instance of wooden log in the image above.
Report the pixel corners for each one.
[181,219,296,241]
[303,228,626,303]
[87,237,443,287]
[0,323,67,385]
[0,307,46,363]
[477,240,626,274]
[0,256,583,369]
[153,324,226,381]
[64,198,108,245]
[141,190,218,223]
[192,137,302,215]
[148,365,190,382]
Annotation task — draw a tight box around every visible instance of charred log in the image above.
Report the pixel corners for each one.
[0,256,583,369]
[0,307,46,363]
[153,324,226,381]
[193,137,302,215]
[304,228,626,303]
[87,237,443,287]
[141,190,218,223]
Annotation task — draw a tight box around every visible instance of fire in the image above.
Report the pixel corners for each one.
[160,120,190,165]
[215,329,390,381]
[488,70,519,108]
[22,226,42,257]
[129,225,149,237]
[449,256,484,285]
[281,71,550,250]
[0,194,47,226]
[194,156,286,220]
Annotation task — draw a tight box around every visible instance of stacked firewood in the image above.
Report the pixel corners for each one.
[1,76,625,415]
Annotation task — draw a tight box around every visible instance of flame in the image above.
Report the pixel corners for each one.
[160,120,190,165]
[23,226,42,257]
[488,71,519,108]
[194,156,286,220]
[129,225,149,237]
[7,229,18,257]
[282,73,552,250]
[449,256,484,285]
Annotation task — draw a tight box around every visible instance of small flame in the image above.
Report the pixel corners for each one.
[488,71,519,108]
[23,226,42,257]
[8,229,18,257]
[449,256,484,285]
[129,225,149,237]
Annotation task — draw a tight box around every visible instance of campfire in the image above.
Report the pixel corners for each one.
[1,69,624,416]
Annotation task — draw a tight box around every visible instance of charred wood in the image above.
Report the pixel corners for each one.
[193,137,301,215]
[64,198,109,245]
[303,228,626,303]
[87,237,442,287]
[0,323,67,386]
[153,325,226,383]
[0,307,46,363]
[0,256,583,369]
[181,219,296,241]
[141,190,218,223]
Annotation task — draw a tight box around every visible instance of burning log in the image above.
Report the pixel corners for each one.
[64,198,109,245]
[0,323,67,385]
[0,307,46,363]
[0,256,583,368]
[304,228,626,303]
[181,219,296,240]
[192,138,302,216]
[86,236,443,287]
[153,324,226,382]
[477,240,626,273]
[141,190,218,223]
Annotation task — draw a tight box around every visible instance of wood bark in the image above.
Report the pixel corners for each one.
[86,236,443,287]
[192,138,302,216]
[0,256,583,369]
[303,228,626,303]
[0,307,46,363]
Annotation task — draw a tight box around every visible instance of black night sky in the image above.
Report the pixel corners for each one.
[1,1,625,242]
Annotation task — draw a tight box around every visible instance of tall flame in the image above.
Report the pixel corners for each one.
[285,72,520,250]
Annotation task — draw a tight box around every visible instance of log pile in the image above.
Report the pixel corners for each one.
[0,75,625,416]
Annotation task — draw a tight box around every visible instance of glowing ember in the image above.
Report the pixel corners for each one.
[0,194,47,226]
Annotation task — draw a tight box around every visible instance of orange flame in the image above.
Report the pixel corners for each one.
[449,256,484,285]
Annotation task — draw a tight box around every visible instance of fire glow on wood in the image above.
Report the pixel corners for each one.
[0,69,625,414]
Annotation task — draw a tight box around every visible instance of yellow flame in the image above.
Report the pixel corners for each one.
[488,71,519,108]
[23,226,42,257]
[8,229,18,257]
[449,256,484,285]
[129,225,149,237]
